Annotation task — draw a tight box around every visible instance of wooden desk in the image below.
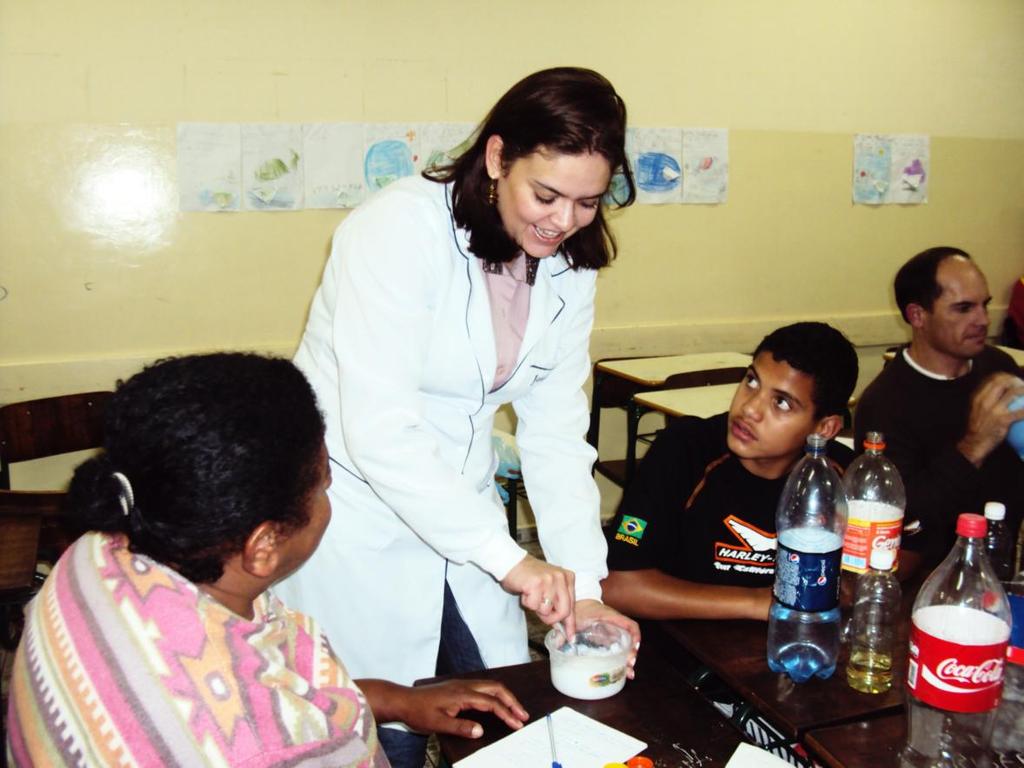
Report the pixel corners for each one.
[635,387,858,424]
[595,353,754,387]
[588,353,751,487]
[648,618,905,743]
[633,383,738,419]
[419,645,746,765]
[803,714,905,768]
[646,573,922,745]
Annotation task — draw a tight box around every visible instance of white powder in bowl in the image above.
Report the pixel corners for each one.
[545,623,630,700]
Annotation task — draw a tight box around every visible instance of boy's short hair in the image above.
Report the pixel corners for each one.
[894,246,971,322]
[753,322,858,418]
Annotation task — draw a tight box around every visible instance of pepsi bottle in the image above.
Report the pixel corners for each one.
[767,434,848,682]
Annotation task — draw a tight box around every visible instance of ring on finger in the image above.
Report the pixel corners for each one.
[540,596,552,608]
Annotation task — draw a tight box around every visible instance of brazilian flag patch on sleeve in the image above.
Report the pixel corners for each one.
[614,516,647,546]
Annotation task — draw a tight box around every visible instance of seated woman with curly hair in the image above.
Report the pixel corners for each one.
[5,353,526,767]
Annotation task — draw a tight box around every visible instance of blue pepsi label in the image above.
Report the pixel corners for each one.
[773,543,841,611]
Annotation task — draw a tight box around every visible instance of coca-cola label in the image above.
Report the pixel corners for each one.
[908,622,1006,712]
[773,543,841,611]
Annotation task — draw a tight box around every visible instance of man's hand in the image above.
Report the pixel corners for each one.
[957,373,1024,466]
[500,554,576,638]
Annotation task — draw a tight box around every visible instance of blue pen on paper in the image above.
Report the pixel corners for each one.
[546,713,562,768]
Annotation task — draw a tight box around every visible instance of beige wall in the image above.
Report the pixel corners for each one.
[3,1,1023,496]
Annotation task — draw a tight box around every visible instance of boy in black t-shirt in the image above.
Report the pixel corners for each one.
[603,322,858,622]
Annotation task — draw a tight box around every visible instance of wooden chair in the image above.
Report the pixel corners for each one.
[0,491,64,650]
[0,391,112,565]
[0,391,112,490]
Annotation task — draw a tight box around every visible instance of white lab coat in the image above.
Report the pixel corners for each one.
[275,176,608,688]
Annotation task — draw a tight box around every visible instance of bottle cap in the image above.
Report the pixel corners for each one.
[869,547,897,571]
[984,501,1006,521]
[863,431,886,451]
[626,758,654,768]
[956,513,987,538]
[805,433,827,454]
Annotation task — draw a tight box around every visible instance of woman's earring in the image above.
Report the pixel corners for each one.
[487,179,498,206]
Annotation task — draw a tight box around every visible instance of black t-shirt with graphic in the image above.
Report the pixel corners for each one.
[606,413,854,587]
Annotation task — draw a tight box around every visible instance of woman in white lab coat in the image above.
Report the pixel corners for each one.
[275,67,639,767]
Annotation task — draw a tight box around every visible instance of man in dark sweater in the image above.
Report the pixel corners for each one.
[602,323,858,622]
[855,247,1024,570]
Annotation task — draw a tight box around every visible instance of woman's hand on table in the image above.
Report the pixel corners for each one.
[501,554,576,637]
[574,599,642,679]
[358,679,528,739]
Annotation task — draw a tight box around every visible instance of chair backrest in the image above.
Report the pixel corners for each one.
[0,491,63,592]
[0,391,112,489]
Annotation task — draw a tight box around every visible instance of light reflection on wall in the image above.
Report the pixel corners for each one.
[65,140,176,252]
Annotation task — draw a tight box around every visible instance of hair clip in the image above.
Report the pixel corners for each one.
[111,471,135,517]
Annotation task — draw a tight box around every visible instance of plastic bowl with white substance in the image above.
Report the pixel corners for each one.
[544,621,631,700]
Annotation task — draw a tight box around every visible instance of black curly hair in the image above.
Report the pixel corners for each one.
[754,322,859,419]
[69,353,325,583]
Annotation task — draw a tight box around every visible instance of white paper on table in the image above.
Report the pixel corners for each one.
[242,123,304,211]
[629,126,684,205]
[725,742,796,767]
[453,706,646,768]
[303,122,366,209]
[682,128,729,204]
[176,123,241,212]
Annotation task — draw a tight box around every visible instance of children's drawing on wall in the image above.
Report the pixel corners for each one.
[853,135,891,204]
[853,134,929,205]
[682,128,728,204]
[363,124,418,192]
[304,123,365,209]
[888,135,929,204]
[417,122,474,173]
[242,124,304,211]
[630,127,683,205]
[176,122,726,212]
[177,123,241,212]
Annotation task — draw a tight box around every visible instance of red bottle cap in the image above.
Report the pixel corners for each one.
[956,513,987,538]
[626,758,654,768]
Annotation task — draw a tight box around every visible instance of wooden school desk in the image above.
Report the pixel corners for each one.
[419,643,745,766]
[803,714,905,768]
[634,387,858,432]
[588,352,752,487]
[633,382,739,420]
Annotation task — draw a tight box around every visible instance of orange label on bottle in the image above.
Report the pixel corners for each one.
[842,517,902,573]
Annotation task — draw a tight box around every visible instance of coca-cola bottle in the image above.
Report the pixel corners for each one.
[901,513,1012,768]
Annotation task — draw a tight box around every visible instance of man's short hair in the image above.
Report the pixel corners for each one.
[753,322,858,418]
[894,246,972,322]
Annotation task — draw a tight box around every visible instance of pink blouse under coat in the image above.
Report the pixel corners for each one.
[481,253,533,391]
